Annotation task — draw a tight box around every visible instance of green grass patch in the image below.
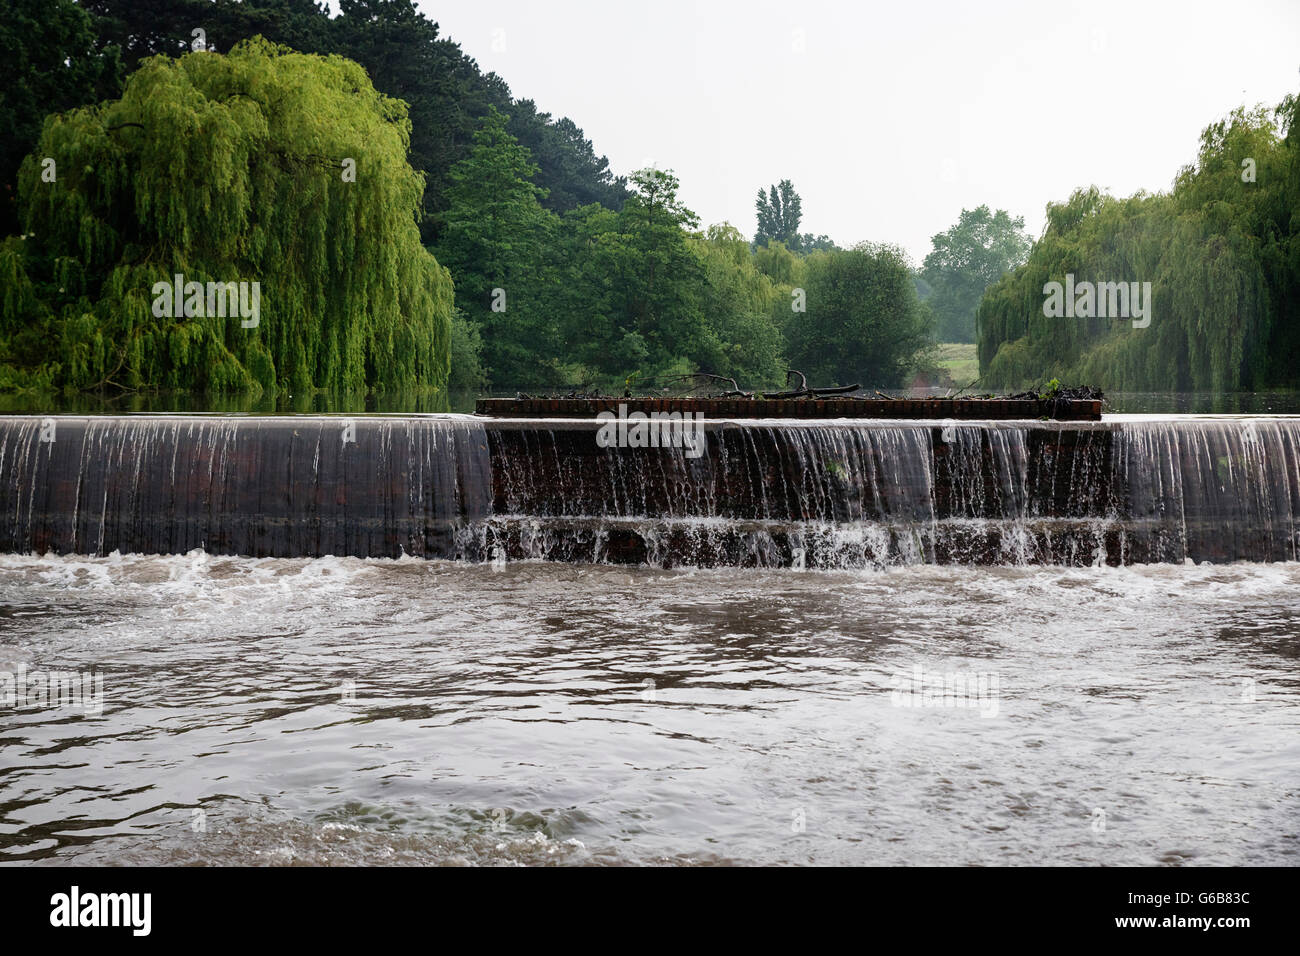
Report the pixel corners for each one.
[934,343,979,386]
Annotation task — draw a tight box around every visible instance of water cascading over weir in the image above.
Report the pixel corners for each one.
[0,415,1297,567]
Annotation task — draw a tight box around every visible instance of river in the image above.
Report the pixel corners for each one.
[1,551,1296,865]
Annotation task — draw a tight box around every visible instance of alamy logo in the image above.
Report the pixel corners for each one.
[889,664,1000,718]
[1,666,104,716]
[151,273,261,328]
[50,886,151,936]
[1042,274,1151,328]
[595,403,706,459]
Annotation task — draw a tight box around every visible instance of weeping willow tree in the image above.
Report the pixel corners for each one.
[0,36,451,397]
[977,93,1299,392]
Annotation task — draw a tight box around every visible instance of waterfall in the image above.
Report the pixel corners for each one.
[1117,418,1300,563]
[0,417,491,559]
[481,418,1300,567]
[2,415,1298,567]
[485,420,1060,567]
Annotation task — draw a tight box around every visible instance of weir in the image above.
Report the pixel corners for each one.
[0,415,1297,567]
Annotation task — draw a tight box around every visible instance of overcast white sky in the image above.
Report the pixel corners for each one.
[417,0,1299,264]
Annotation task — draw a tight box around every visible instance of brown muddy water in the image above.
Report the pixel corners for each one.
[0,552,1296,865]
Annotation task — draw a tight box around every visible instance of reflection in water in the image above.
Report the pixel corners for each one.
[4,389,1300,417]
[1103,392,1300,414]
[0,553,1296,865]
[0,389,471,416]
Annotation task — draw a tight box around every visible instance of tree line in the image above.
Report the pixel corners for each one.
[434,113,932,391]
[1,0,1034,399]
[976,94,1300,392]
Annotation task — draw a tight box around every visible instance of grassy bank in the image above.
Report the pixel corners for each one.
[934,343,979,387]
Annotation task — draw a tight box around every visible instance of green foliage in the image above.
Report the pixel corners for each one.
[752,240,804,287]
[922,205,1031,343]
[787,243,934,387]
[796,233,840,253]
[447,308,487,391]
[541,169,708,385]
[436,163,801,392]
[0,0,122,236]
[503,99,626,215]
[610,168,706,374]
[0,4,957,399]
[80,0,626,242]
[978,94,1300,392]
[434,106,552,386]
[688,224,787,389]
[2,38,450,396]
[755,179,803,249]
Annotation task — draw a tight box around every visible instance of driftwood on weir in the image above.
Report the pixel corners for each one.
[763,369,862,400]
[681,372,752,398]
[520,370,867,401]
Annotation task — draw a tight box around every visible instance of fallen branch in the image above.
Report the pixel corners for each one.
[766,382,862,400]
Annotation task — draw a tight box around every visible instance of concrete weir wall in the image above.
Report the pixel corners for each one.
[1,415,1297,567]
[0,417,492,561]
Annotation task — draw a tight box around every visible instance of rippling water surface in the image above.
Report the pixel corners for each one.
[0,553,1297,866]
